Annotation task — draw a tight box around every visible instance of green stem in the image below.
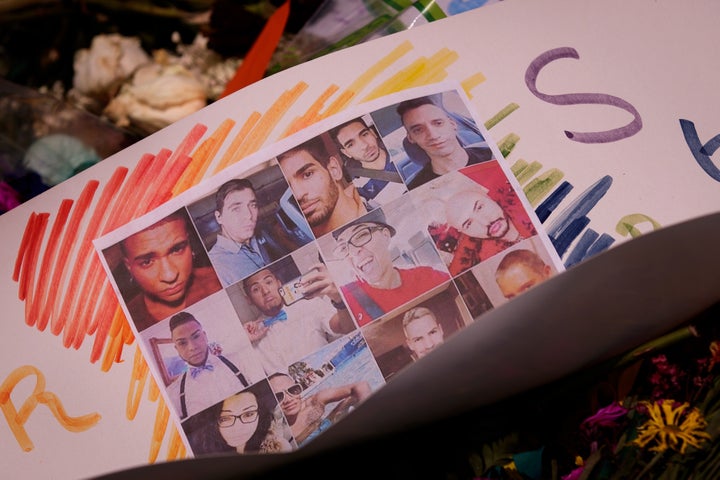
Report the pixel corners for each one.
[613,325,699,369]
[0,0,213,23]
[636,449,666,479]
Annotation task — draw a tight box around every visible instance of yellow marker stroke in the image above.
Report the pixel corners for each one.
[149,399,170,464]
[497,132,520,158]
[166,425,187,460]
[461,72,487,98]
[484,103,519,130]
[363,48,459,101]
[323,40,416,117]
[515,160,544,185]
[1,365,101,452]
[616,214,662,238]
[126,346,149,421]
[524,169,565,206]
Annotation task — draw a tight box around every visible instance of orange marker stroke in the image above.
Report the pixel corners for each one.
[21,214,50,325]
[174,119,236,195]
[99,322,125,373]
[166,426,187,460]
[16,213,48,303]
[283,84,341,137]
[146,124,208,206]
[321,90,356,121]
[30,199,73,331]
[99,306,134,371]
[101,158,154,234]
[166,124,209,168]
[148,153,194,209]
[149,400,170,464]
[86,283,125,360]
[13,212,39,284]
[214,112,263,174]
[231,82,309,162]
[87,280,117,337]
[1,365,101,452]
[61,168,128,348]
[148,375,160,402]
[44,181,99,335]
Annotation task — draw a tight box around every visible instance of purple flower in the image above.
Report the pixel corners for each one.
[582,402,629,428]
[561,466,584,480]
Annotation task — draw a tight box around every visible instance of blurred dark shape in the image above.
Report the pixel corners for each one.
[0,78,140,211]
[0,1,208,91]
[205,0,324,57]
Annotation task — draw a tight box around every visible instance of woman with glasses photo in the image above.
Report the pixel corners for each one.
[184,381,293,455]
[268,372,371,446]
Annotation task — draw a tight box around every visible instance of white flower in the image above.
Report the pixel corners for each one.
[103,63,207,134]
[72,34,151,98]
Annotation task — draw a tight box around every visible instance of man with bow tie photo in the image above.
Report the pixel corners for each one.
[241,264,356,374]
[166,311,264,420]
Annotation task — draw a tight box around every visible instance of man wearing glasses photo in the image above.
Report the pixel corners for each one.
[268,372,371,446]
[331,208,450,326]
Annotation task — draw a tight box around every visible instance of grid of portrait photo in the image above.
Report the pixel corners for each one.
[96,85,562,457]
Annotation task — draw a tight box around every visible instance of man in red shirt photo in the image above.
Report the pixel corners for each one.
[330,208,450,326]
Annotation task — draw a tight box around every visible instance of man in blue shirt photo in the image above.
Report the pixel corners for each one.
[208,178,278,287]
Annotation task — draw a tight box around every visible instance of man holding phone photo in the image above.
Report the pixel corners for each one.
[241,264,356,374]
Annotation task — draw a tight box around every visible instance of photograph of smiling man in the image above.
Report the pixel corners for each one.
[361,284,473,379]
[138,291,266,420]
[317,200,451,326]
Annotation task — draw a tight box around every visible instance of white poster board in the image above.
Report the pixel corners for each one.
[2,1,719,478]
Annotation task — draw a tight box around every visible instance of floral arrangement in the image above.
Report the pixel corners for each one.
[465,306,720,480]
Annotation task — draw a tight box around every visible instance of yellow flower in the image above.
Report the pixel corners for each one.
[633,400,711,454]
[503,461,518,471]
